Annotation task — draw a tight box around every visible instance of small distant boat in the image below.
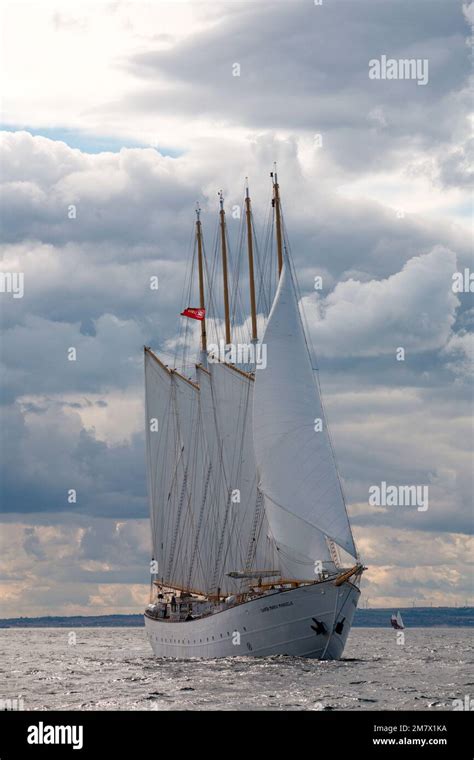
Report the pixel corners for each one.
[390,611,405,630]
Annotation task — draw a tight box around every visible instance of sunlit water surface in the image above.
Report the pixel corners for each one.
[1,627,471,711]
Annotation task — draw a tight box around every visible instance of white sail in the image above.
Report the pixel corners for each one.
[252,260,357,566]
[195,364,229,592]
[145,350,176,586]
[144,178,364,663]
[145,349,217,593]
[197,362,277,593]
[166,370,209,593]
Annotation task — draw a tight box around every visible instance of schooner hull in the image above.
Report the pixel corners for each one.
[144,578,360,659]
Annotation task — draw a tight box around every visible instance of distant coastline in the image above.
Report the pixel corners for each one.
[0,607,472,629]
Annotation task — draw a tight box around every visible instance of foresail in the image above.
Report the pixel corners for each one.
[252,261,357,562]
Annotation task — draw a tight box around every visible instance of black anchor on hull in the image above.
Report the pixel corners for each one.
[334,617,346,635]
[311,618,327,635]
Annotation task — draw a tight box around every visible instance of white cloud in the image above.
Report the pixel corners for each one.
[356,526,473,608]
[0,1,472,614]
[0,517,150,616]
[303,246,459,357]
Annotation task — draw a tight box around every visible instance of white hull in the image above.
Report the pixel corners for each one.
[145,578,360,659]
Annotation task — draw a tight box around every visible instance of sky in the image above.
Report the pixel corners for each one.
[0,0,473,616]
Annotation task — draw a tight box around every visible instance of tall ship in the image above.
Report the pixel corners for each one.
[144,171,364,658]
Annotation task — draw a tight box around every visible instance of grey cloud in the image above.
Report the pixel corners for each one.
[122,0,471,173]
[0,1,472,612]
[0,402,146,519]
[303,246,459,357]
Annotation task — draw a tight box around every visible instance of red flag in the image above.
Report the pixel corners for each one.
[180,307,205,321]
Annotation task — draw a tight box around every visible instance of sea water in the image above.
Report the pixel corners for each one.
[1,627,471,711]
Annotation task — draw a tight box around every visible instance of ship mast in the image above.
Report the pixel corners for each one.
[219,191,231,345]
[272,167,283,277]
[195,203,207,354]
[245,180,258,343]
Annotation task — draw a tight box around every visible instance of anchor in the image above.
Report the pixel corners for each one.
[311,618,327,635]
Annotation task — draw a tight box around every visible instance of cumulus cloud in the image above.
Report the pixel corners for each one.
[303,246,460,357]
[0,517,150,616]
[0,400,146,519]
[324,385,473,537]
[0,1,472,614]
[355,526,473,606]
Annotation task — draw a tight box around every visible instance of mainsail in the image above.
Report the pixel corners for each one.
[252,257,357,577]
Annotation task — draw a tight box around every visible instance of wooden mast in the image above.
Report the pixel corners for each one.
[219,191,231,345]
[272,168,283,277]
[245,180,258,343]
[195,204,207,353]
